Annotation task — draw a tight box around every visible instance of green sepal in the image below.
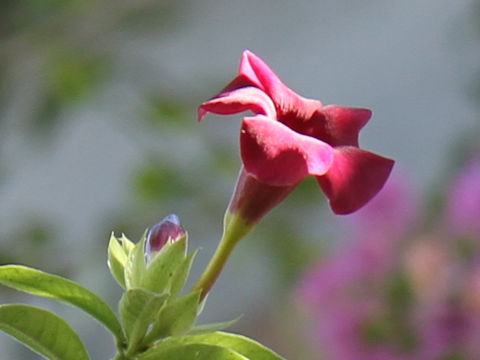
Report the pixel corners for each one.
[137,343,248,360]
[107,233,128,289]
[0,265,124,342]
[124,231,147,289]
[142,291,201,346]
[197,293,208,316]
[120,233,135,253]
[141,331,285,360]
[142,234,187,294]
[169,248,198,299]
[0,304,90,360]
[119,288,168,355]
[188,317,241,335]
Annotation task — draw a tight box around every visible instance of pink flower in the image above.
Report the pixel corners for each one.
[445,157,480,238]
[347,170,418,241]
[199,50,393,224]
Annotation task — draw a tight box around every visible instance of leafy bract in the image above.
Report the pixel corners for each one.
[142,235,187,293]
[108,233,128,288]
[124,232,147,289]
[169,249,198,299]
[119,288,168,354]
[142,291,201,346]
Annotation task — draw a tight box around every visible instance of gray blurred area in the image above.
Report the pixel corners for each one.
[0,0,479,358]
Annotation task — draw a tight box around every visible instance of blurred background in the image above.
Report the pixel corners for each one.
[1,0,480,359]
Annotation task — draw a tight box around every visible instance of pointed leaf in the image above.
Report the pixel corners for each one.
[197,293,208,316]
[151,331,285,360]
[0,304,90,360]
[108,233,127,289]
[0,265,123,342]
[120,234,135,253]
[138,343,248,360]
[142,291,200,345]
[142,235,187,293]
[124,232,147,289]
[188,317,241,335]
[169,249,198,299]
[119,288,168,353]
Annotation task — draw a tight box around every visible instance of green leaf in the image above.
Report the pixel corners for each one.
[137,343,248,360]
[151,332,285,360]
[119,288,168,354]
[108,233,128,289]
[169,249,198,299]
[124,232,147,289]
[142,235,187,293]
[0,265,124,342]
[142,291,200,345]
[188,317,241,335]
[0,304,90,360]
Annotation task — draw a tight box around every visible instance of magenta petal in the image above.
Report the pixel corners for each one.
[215,50,278,95]
[198,87,276,122]
[238,51,263,89]
[241,116,334,186]
[240,50,312,112]
[321,106,372,147]
[316,147,394,214]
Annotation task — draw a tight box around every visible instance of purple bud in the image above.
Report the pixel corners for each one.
[145,214,185,256]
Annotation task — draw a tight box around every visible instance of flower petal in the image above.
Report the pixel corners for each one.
[321,105,372,147]
[207,50,282,98]
[238,50,263,89]
[316,147,394,214]
[239,50,314,115]
[198,87,276,122]
[240,116,334,186]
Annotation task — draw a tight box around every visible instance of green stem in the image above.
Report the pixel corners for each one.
[191,212,252,300]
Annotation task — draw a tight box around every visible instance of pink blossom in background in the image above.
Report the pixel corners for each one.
[445,157,480,238]
[297,173,415,359]
[403,237,451,304]
[298,171,414,310]
[464,261,480,316]
[199,50,393,225]
[296,166,480,359]
[346,169,418,241]
[298,237,394,310]
[414,300,480,359]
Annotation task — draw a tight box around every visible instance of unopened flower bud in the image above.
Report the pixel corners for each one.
[145,214,185,256]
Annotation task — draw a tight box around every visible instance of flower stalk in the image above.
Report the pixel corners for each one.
[191,210,252,300]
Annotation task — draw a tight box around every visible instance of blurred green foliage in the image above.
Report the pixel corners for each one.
[0,217,56,267]
[145,96,191,128]
[133,163,193,203]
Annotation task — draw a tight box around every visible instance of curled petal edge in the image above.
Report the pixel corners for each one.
[198,87,276,122]
[239,50,316,113]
